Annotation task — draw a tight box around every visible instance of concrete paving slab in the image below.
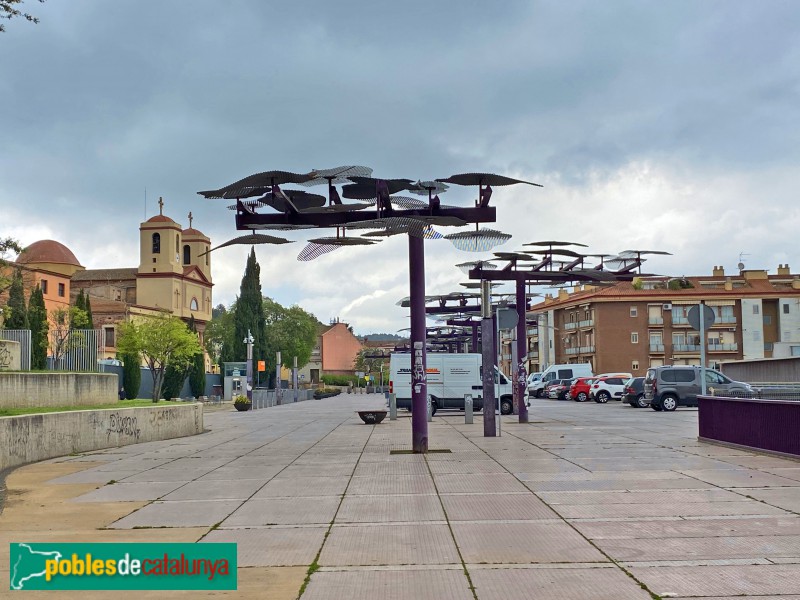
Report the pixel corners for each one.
[763,467,800,482]
[470,566,651,600]
[353,460,432,476]
[118,467,212,482]
[736,487,800,512]
[196,464,286,481]
[539,488,745,505]
[572,516,800,539]
[253,475,350,497]
[452,522,607,564]
[598,534,800,561]
[679,468,800,488]
[71,481,185,502]
[302,569,474,600]
[46,468,142,484]
[426,459,509,474]
[347,474,437,495]
[278,463,357,478]
[556,500,790,520]
[524,477,712,492]
[161,478,265,501]
[336,494,445,523]
[320,523,459,566]
[441,493,560,521]
[629,564,800,597]
[202,526,327,567]
[433,473,529,494]
[223,496,340,526]
[109,499,242,528]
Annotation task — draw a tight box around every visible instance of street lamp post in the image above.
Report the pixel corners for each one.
[244,330,254,402]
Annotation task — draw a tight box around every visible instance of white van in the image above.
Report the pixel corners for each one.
[530,363,594,398]
[389,352,516,415]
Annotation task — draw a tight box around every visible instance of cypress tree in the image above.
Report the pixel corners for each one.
[5,269,28,330]
[233,248,268,373]
[28,286,48,369]
[187,315,206,398]
[121,351,141,399]
[84,294,94,329]
[75,289,85,312]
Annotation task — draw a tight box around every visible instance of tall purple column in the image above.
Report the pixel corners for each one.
[409,235,428,453]
[516,279,529,423]
[481,281,496,437]
[471,324,478,353]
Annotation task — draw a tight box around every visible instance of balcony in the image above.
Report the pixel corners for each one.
[648,317,664,325]
[673,344,701,352]
[708,343,738,352]
[564,322,578,330]
[649,343,665,353]
[527,327,538,336]
[717,316,737,324]
[502,353,512,360]
[579,345,595,354]
[579,319,594,328]
[565,347,580,356]
[672,316,690,326]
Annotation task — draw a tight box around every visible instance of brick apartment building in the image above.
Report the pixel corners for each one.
[510,265,800,377]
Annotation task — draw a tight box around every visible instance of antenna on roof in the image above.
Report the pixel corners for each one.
[737,251,749,272]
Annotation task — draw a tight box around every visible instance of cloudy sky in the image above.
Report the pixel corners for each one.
[3,1,799,334]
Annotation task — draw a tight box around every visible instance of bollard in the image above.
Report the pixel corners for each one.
[464,393,473,424]
[389,393,397,420]
[427,395,433,422]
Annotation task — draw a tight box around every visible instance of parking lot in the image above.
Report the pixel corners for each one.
[2,395,800,599]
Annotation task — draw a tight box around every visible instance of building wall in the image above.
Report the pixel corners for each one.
[741,298,764,360]
[778,297,800,344]
[321,323,363,373]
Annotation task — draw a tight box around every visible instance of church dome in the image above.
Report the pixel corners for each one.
[182,227,209,239]
[16,240,82,267]
[146,214,176,224]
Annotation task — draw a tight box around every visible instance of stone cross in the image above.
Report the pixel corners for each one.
[188,211,193,228]
[158,196,164,215]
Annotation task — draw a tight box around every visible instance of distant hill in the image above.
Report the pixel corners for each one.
[359,333,406,342]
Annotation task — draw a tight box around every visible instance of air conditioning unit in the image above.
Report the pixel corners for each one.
[662,303,672,311]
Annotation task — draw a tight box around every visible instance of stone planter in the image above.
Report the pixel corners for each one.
[357,410,387,424]
[234,402,252,412]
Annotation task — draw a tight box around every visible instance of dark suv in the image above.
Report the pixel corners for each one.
[644,366,752,411]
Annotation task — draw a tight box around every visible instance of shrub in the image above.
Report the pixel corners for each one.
[234,395,251,405]
[313,387,342,399]
[321,374,357,386]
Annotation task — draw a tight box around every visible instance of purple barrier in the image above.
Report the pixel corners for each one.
[698,395,800,457]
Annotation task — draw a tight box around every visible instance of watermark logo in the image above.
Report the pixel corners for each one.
[9,543,237,591]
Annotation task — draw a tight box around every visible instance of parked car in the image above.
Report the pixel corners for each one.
[622,377,646,408]
[526,371,542,394]
[590,375,632,403]
[530,364,593,397]
[644,366,753,411]
[569,377,596,402]
[546,378,574,400]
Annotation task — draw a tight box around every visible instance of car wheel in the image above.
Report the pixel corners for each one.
[661,394,678,412]
[596,391,610,403]
[577,392,588,402]
[635,394,647,409]
[500,398,513,415]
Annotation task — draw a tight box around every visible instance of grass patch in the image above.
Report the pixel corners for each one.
[0,400,180,417]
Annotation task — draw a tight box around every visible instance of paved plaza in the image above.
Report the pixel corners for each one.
[2,394,800,599]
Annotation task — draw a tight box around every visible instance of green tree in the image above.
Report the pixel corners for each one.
[0,237,22,293]
[0,0,44,33]
[161,362,188,399]
[121,351,141,400]
[204,304,236,367]
[28,286,47,369]
[264,300,318,377]
[117,314,202,402]
[187,315,206,398]
[353,347,389,384]
[84,294,93,329]
[4,269,28,329]
[233,248,268,369]
[49,306,89,368]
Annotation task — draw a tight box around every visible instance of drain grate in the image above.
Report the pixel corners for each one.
[390,448,452,455]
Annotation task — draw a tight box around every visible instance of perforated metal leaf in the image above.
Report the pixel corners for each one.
[445,228,512,252]
[456,261,498,274]
[200,233,293,256]
[407,180,449,196]
[300,165,373,187]
[198,170,313,199]
[297,242,342,262]
[306,237,378,246]
[257,189,327,212]
[435,173,542,187]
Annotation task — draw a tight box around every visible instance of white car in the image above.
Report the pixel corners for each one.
[589,375,631,403]
[526,372,542,394]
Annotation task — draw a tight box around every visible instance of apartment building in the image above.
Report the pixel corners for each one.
[514,265,800,378]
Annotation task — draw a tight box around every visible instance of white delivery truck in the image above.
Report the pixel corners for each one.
[529,363,594,398]
[389,352,516,415]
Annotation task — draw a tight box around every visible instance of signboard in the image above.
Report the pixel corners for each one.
[364,375,369,382]
[497,307,519,330]
[355,371,365,378]
[687,304,716,331]
[232,370,240,376]
[257,360,266,372]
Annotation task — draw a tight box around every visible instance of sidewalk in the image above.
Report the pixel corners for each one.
[2,394,800,599]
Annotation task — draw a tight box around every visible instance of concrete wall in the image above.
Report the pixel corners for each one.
[721,356,800,383]
[0,403,204,470]
[0,339,21,370]
[0,372,117,409]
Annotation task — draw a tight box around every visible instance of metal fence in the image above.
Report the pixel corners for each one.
[0,329,31,370]
[708,384,800,402]
[251,389,315,409]
[47,328,106,372]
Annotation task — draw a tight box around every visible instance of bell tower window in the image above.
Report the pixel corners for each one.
[152,233,161,254]
[183,245,191,265]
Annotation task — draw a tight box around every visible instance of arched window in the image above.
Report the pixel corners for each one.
[183,244,191,265]
[190,297,199,311]
[152,233,161,254]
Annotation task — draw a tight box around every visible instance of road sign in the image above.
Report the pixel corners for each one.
[497,307,519,330]
[257,360,266,372]
[687,304,715,330]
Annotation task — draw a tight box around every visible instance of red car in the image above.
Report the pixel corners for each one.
[569,377,596,402]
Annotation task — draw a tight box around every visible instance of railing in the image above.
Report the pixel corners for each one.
[672,316,690,325]
[579,319,594,328]
[673,343,700,352]
[579,345,595,353]
[565,347,580,355]
[564,322,578,330]
[717,316,737,324]
[708,343,738,352]
[648,317,664,325]
[251,388,315,409]
[649,343,665,353]
[527,327,538,335]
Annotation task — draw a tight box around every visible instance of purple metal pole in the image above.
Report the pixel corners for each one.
[471,324,478,353]
[516,279,529,423]
[481,281,496,437]
[409,235,428,453]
